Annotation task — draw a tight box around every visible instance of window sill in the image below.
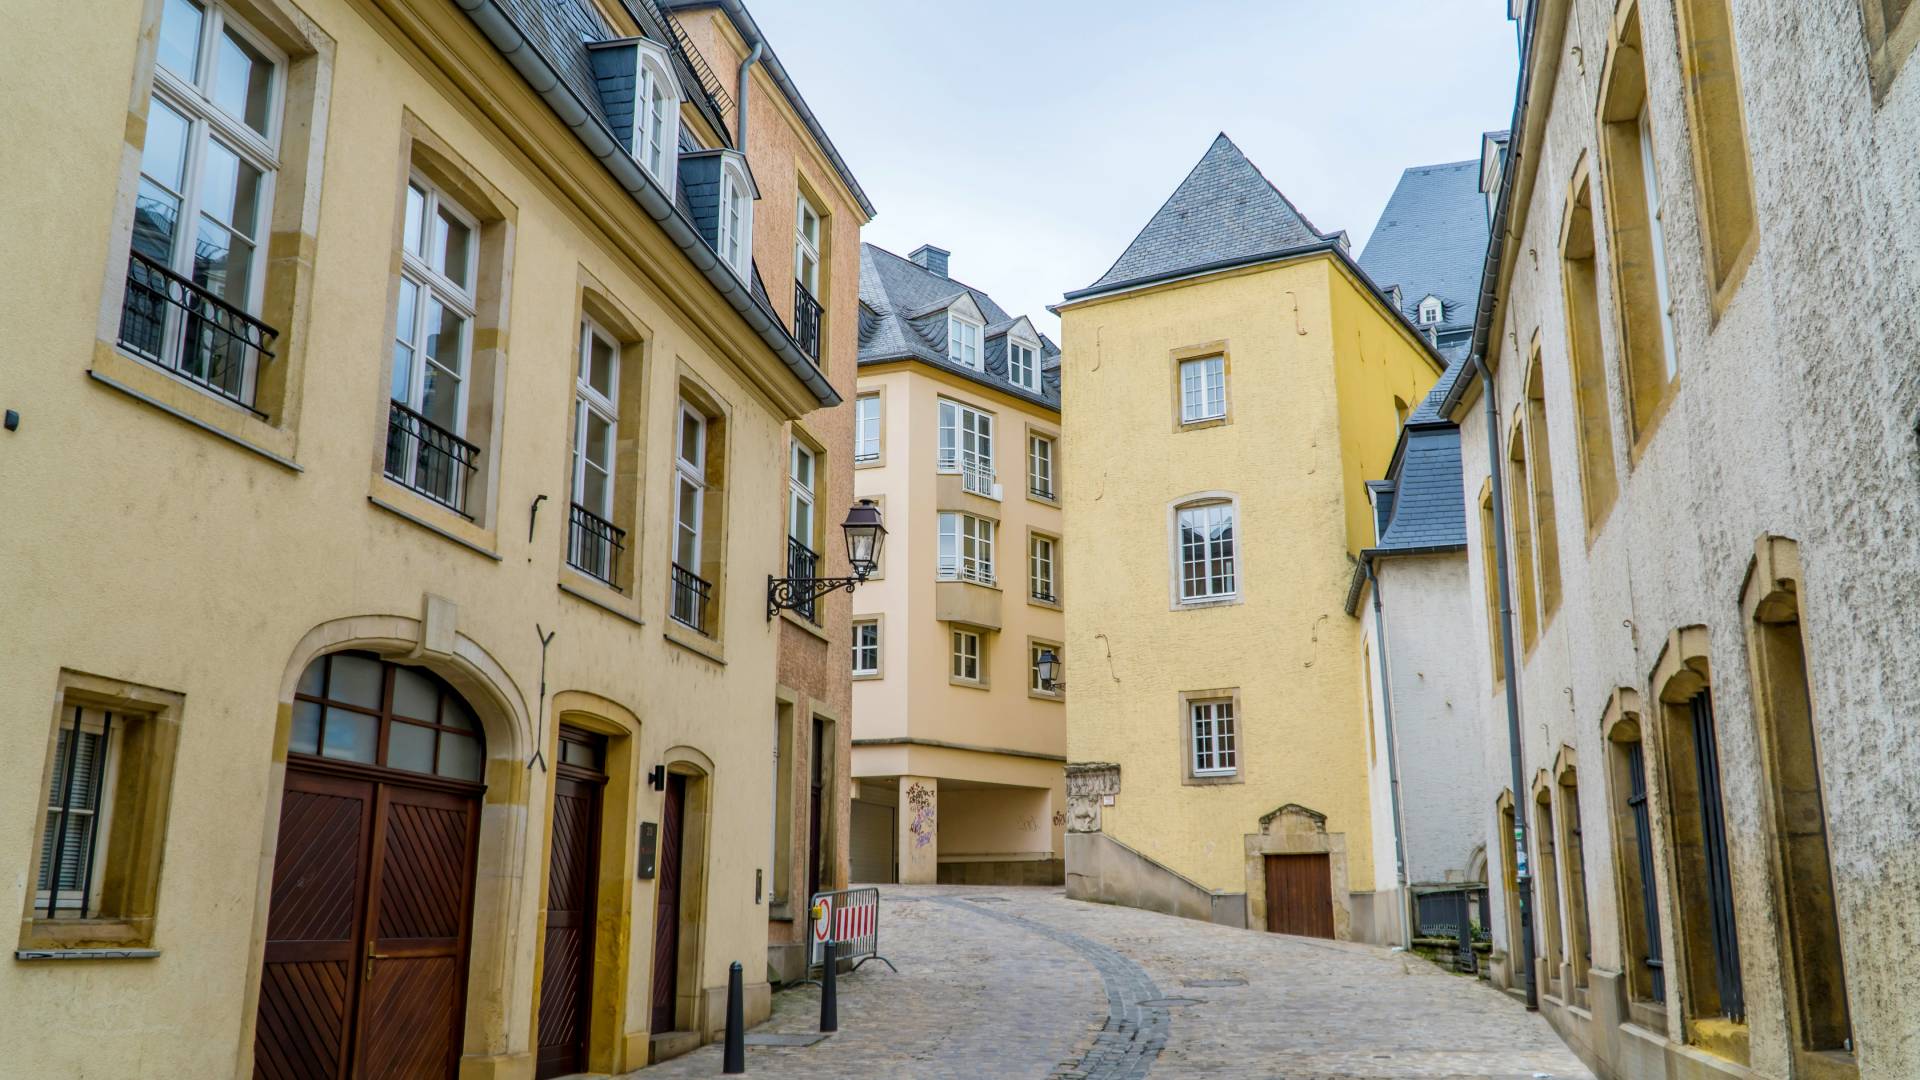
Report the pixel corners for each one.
[367,493,501,561]
[664,622,726,666]
[558,580,644,627]
[1028,595,1063,612]
[1173,595,1241,612]
[854,456,884,471]
[89,358,300,472]
[1028,689,1064,703]
[1027,492,1061,509]
[947,677,990,691]
[18,915,156,952]
[1184,770,1243,787]
[1176,415,1230,433]
[16,947,162,961]
[852,670,882,682]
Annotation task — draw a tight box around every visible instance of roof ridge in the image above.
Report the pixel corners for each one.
[1082,132,1238,289]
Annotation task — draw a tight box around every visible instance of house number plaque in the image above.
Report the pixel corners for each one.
[638,821,658,879]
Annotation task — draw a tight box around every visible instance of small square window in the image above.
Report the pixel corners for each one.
[951,628,983,684]
[1179,356,1227,423]
[1029,643,1063,697]
[1190,699,1237,776]
[852,620,880,676]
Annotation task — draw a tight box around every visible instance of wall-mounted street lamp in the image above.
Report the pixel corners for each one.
[1036,648,1065,692]
[767,499,887,619]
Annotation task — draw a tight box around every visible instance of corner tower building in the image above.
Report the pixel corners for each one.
[1056,134,1446,941]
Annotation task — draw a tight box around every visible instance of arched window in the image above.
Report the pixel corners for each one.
[1673,0,1757,311]
[1559,165,1619,530]
[1523,347,1562,619]
[634,40,681,192]
[1505,423,1539,650]
[1532,778,1564,997]
[717,154,754,281]
[1554,751,1593,996]
[1603,689,1666,1009]
[291,651,485,782]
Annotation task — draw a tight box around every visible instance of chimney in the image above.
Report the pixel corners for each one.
[908,244,950,278]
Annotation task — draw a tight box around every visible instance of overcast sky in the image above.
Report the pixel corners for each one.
[747,1,1519,339]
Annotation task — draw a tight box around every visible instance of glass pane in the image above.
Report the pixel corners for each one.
[191,218,253,309]
[142,97,191,192]
[435,206,473,289]
[581,459,608,517]
[436,733,482,781]
[296,658,326,698]
[199,139,264,237]
[560,739,601,770]
[320,707,377,763]
[391,666,440,722]
[289,701,321,754]
[442,695,476,731]
[422,301,466,430]
[676,479,700,565]
[404,184,427,257]
[585,410,613,471]
[588,334,616,398]
[328,653,385,708]
[157,0,204,81]
[214,27,273,136]
[679,410,703,466]
[386,721,436,774]
[133,182,183,265]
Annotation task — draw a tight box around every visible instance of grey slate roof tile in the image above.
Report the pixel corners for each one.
[1083,133,1329,291]
[1376,426,1468,550]
[1357,159,1489,338]
[859,244,1059,410]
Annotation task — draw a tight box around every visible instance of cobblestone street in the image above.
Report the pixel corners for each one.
[631,886,1591,1079]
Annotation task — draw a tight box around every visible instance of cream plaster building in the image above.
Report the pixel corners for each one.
[1056,135,1446,942]
[1451,2,1920,1078]
[0,0,866,1075]
[847,243,1067,887]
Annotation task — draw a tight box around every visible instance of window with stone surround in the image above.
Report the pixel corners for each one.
[1559,167,1619,532]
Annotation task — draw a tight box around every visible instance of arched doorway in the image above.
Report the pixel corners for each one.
[253,651,486,1079]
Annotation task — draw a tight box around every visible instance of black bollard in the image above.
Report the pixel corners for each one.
[819,918,839,1033]
[723,961,745,1073]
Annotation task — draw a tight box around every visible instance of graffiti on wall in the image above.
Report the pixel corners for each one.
[907,782,935,849]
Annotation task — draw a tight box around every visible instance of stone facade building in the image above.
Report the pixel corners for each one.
[0,0,865,1075]
[848,242,1067,887]
[1450,1,1920,1077]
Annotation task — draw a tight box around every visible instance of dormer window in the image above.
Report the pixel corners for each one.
[717,155,753,280]
[1418,296,1444,325]
[1007,339,1039,392]
[948,312,982,370]
[636,47,678,185]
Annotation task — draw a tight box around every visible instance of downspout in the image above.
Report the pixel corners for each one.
[1364,559,1413,951]
[1478,351,1537,1011]
[734,40,763,147]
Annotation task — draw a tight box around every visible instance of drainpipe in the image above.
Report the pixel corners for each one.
[734,40,763,147]
[1364,559,1413,951]
[1477,352,1537,1011]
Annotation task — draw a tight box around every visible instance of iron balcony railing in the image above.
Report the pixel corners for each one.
[793,282,823,364]
[855,449,880,465]
[1030,478,1055,501]
[118,250,280,416]
[670,562,713,634]
[568,503,626,587]
[937,452,996,497]
[385,400,480,518]
[785,536,821,624]
[1031,584,1057,604]
[937,558,995,587]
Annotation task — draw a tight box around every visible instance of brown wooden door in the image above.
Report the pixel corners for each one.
[806,718,825,902]
[650,773,687,1034]
[1264,853,1335,939]
[255,770,376,1080]
[356,783,481,1079]
[536,750,605,1078]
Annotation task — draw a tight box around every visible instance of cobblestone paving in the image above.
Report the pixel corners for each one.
[627,885,1592,1079]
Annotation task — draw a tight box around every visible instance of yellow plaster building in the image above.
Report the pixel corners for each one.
[0,0,866,1075]
[847,243,1068,887]
[1056,135,1444,941]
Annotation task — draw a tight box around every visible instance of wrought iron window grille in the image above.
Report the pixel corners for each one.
[785,537,822,623]
[670,562,713,634]
[118,251,280,417]
[384,400,480,519]
[567,503,626,587]
[793,281,823,365]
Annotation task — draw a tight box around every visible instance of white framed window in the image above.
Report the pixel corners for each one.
[568,318,621,583]
[36,707,123,917]
[937,512,995,585]
[937,399,995,496]
[947,311,983,370]
[951,628,983,683]
[1177,501,1237,602]
[1638,109,1679,381]
[1179,356,1227,423]
[386,174,481,515]
[789,440,816,551]
[795,193,822,298]
[855,393,882,463]
[1029,533,1057,603]
[718,157,753,281]
[1029,643,1062,696]
[124,0,284,408]
[1190,699,1237,776]
[1418,296,1444,325]
[1028,433,1055,500]
[671,401,710,630]
[1007,339,1039,391]
[634,42,681,191]
[851,620,880,676]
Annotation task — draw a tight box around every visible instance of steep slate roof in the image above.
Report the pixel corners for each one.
[1356,159,1490,359]
[1083,133,1330,292]
[1375,423,1468,550]
[859,244,1060,411]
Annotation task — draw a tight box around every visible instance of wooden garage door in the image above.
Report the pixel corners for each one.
[850,799,895,885]
[1264,853,1335,939]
